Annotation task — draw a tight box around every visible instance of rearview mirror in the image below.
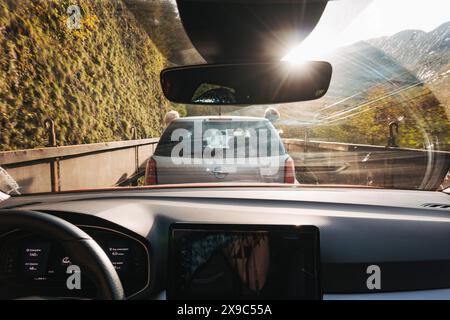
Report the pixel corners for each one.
[160,61,332,105]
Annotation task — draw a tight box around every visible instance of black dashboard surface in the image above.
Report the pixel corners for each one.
[1,186,450,297]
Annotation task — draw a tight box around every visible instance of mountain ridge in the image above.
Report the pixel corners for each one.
[368,21,450,81]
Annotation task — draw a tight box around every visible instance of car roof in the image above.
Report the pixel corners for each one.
[174,116,268,122]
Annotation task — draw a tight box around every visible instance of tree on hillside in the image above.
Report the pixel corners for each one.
[306,85,450,150]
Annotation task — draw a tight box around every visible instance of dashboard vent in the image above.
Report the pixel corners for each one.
[422,203,450,210]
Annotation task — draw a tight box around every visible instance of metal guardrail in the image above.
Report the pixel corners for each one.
[0,137,448,194]
[0,139,159,194]
[283,139,450,190]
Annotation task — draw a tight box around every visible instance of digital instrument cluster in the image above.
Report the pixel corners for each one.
[0,227,149,299]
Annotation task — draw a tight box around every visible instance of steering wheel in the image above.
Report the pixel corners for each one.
[0,210,125,300]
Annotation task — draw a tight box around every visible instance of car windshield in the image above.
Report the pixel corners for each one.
[0,0,449,195]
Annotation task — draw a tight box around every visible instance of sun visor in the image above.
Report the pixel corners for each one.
[176,0,329,63]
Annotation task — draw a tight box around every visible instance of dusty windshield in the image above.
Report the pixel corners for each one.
[0,0,449,195]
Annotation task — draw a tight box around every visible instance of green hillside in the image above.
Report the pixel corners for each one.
[0,0,172,151]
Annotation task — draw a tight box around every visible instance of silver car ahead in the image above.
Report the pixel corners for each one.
[145,116,296,185]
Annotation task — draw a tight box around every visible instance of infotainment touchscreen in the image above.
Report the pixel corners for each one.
[168,224,321,300]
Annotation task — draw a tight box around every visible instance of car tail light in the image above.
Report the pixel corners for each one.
[145,158,157,185]
[284,157,296,184]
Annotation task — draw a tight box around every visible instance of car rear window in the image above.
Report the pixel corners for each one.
[154,120,286,158]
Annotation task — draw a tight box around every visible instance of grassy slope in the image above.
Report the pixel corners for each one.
[0,0,171,151]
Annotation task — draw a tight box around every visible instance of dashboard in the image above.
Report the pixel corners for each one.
[0,186,450,299]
